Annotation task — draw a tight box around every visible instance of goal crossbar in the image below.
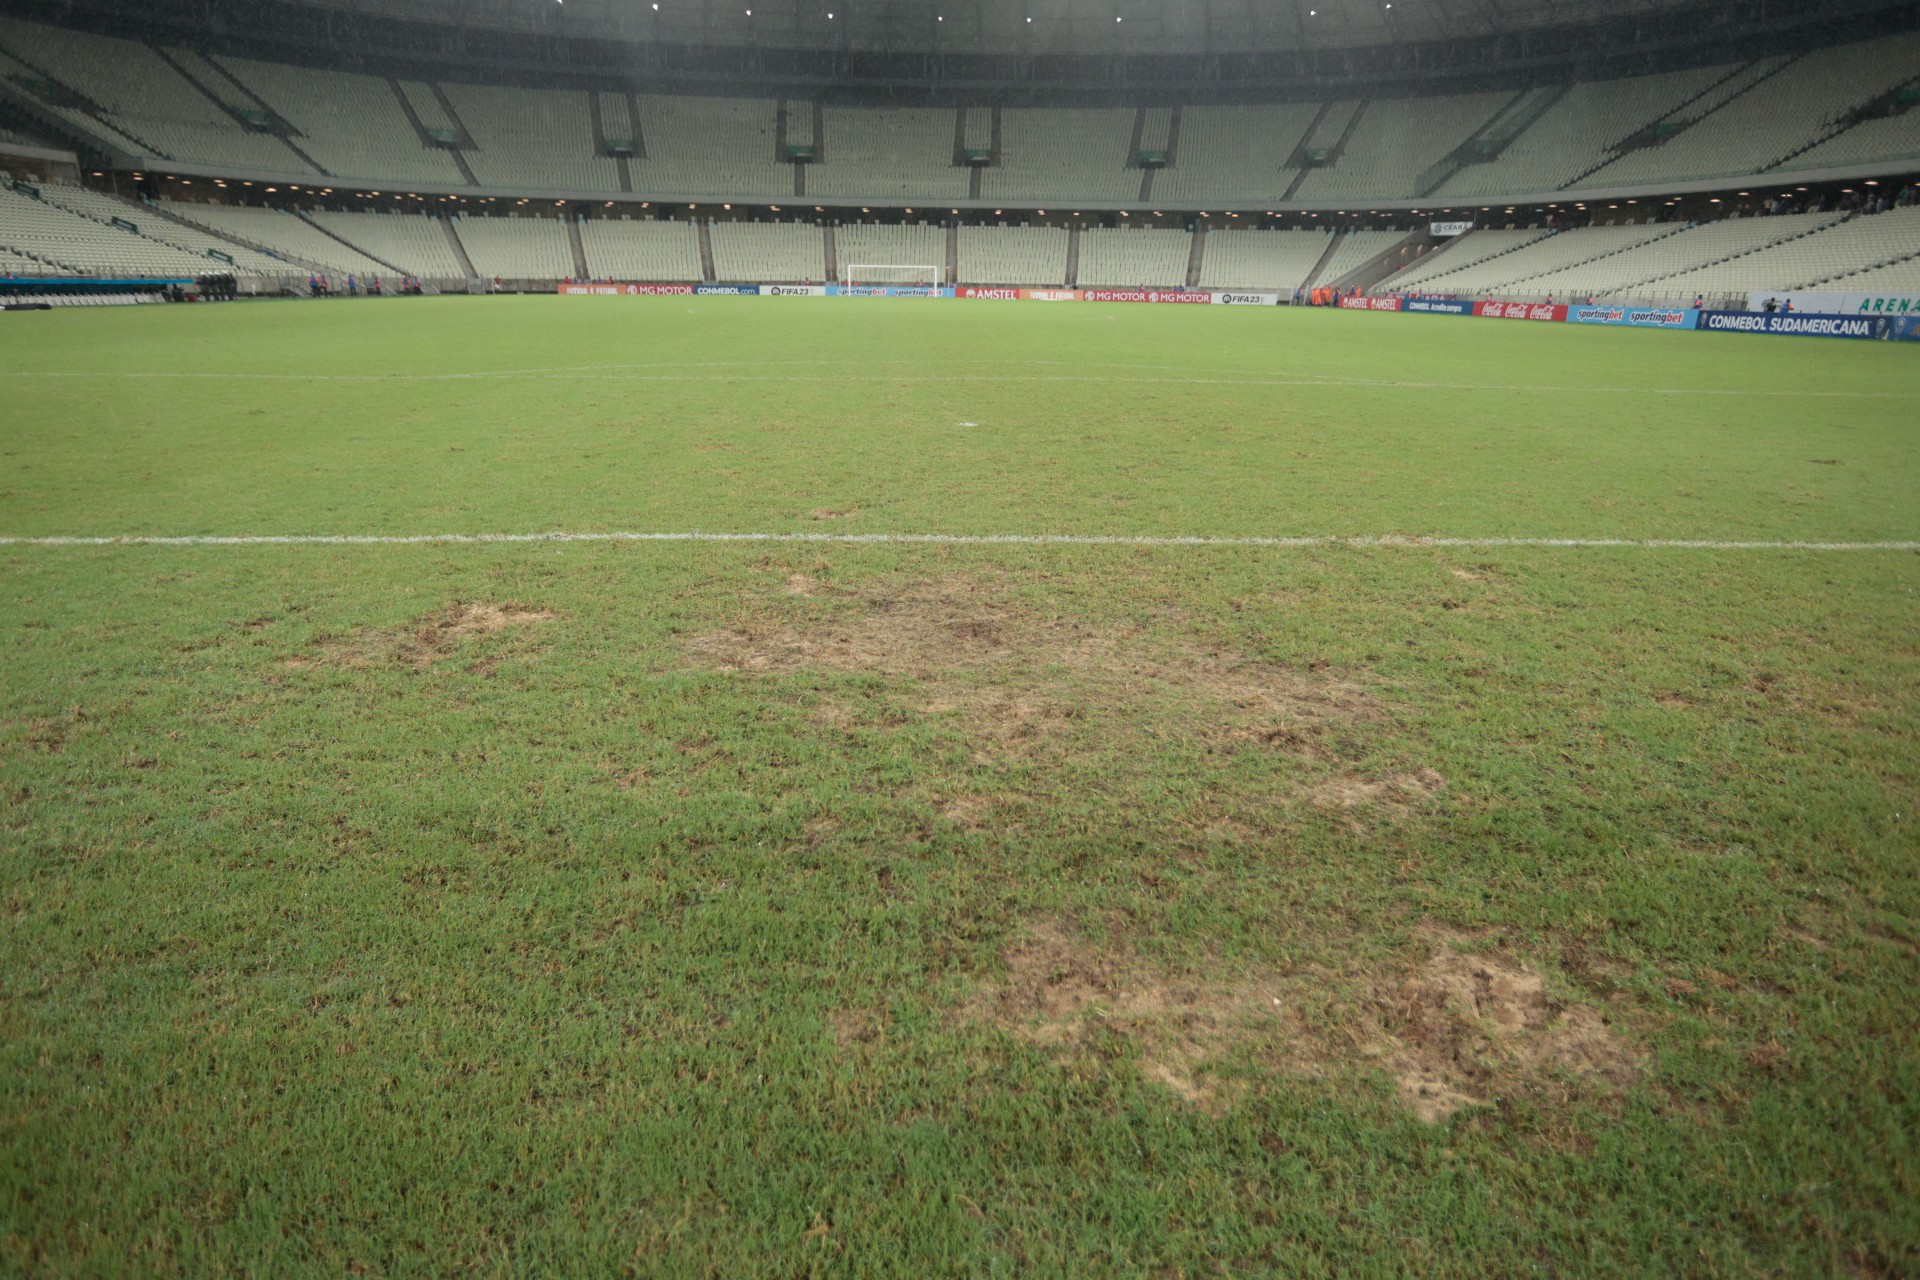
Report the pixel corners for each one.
[842,264,945,289]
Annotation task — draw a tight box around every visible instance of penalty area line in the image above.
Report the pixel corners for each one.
[2,533,1916,551]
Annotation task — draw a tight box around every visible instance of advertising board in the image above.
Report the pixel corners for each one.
[1338,295,1402,311]
[1212,291,1279,306]
[694,284,761,295]
[1745,291,1920,316]
[1429,222,1475,237]
[1474,300,1567,322]
[1699,311,1885,340]
[555,283,694,296]
[1566,305,1697,329]
[828,284,953,297]
[1080,289,1215,304]
[760,284,826,297]
[1402,298,1474,315]
[953,287,1022,300]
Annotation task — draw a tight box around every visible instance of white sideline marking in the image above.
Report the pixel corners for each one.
[2,533,1914,551]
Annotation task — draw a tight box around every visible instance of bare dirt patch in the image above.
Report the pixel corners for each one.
[685,575,1379,764]
[1306,768,1446,813]
[287,602,555,671]
[957,918,1288,1109]
[955,920,1640,1121]
[1366,933,1640,1123]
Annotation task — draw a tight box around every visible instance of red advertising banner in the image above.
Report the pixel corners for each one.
[1080,289,1214,304]
[954,287,1023,300]
[556,283,696,296]
[1473,300,1568,322]
[1339,295,1403,311]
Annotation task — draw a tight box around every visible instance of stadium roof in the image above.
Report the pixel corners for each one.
[280,0,1786,55]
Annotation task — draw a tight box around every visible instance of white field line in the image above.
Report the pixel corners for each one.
[2,532,1915,551]
[0,364,1912,398]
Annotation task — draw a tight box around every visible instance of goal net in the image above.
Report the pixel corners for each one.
[842,264,944,291]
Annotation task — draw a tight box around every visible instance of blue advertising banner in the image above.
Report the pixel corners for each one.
[1890,316,1920,343]
[693,284,761,295]
[1567,304,1698,330]
[1402,298,1474,315]
[1698,311,1884,340]
[827,285,954,298]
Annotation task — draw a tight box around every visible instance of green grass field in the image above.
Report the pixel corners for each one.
[2,297,1917,1277]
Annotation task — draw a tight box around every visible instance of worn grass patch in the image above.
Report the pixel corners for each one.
[958,918,1640,1121]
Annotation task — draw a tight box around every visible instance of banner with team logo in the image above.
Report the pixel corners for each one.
[1429,222,1475,237]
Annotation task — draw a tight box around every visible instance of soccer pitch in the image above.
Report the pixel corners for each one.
[2,297,1917,1277]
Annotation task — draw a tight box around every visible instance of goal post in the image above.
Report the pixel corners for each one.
[842,264,945,290]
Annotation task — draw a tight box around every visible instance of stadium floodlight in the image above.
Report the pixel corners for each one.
[844,265,945,291]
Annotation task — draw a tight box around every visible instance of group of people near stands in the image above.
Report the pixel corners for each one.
[306,274,427,297]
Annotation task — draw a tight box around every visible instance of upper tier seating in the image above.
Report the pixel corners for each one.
[3,16,1918,207]
[1584,34,1920,187]
[442,83,621,193]
[810,109,968,200]
[1292,93,1511,201]
[1075,226,1192,288]
[1153,104,1323,205]
[982,109,1137,203]
[631,96,791,199]
[956,224,1068,286]
[215,57,467,186]
[0,18,295,169]
[578,217,703,281]
[708,220,826,282]
[1434,65,1730,197]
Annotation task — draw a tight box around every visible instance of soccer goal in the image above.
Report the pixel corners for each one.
[842,264,945,291]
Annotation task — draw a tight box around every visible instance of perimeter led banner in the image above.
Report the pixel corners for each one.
[694,284,761,295]
[1698,311,1886,340]
[1403,297,1474,315]
[827,284,954,297]
[1745,291,1920,316]
[1080,289,1215,304]
[760,284,826,297]
[1212,291,1280,306]
[1474,300,1567,322]
[555,283,695,296]
[1338,295,1402,311]
[953,286,1023,300]
[1566,304,1697,329]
